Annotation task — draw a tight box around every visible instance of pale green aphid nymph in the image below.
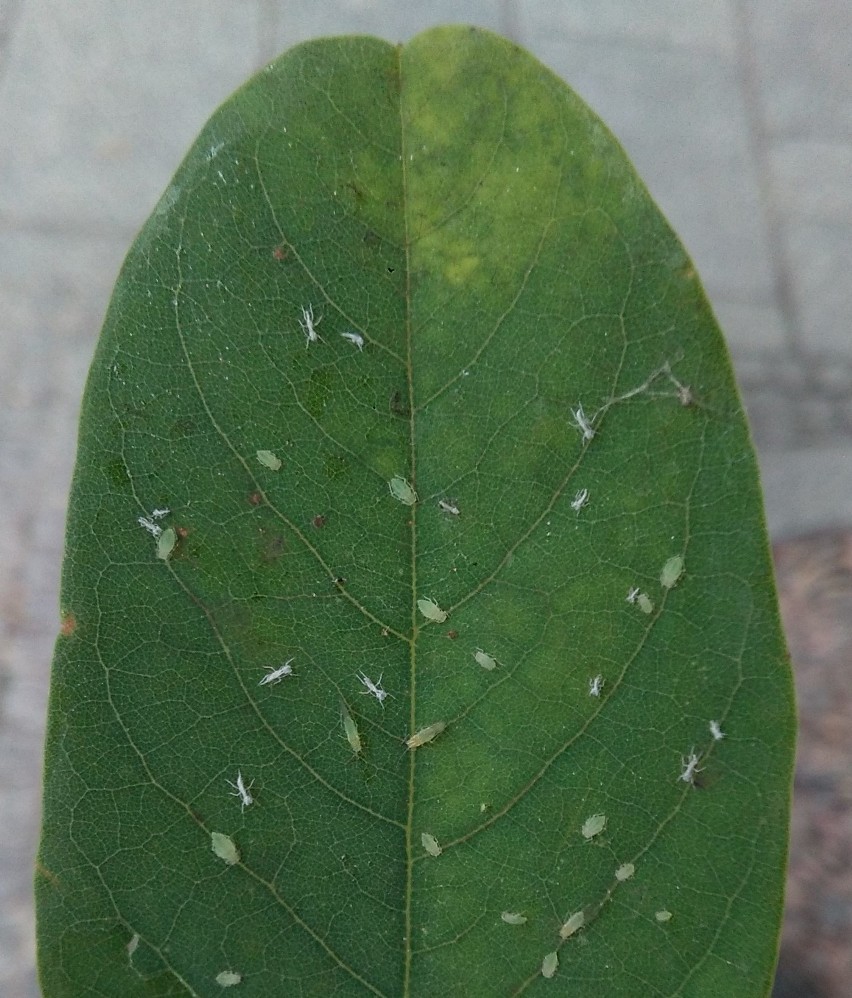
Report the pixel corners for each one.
[388,475,417,505]
[256,449,282,471]
[417,597,447,623]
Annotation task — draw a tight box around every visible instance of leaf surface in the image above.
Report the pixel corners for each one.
[36,26,794,997]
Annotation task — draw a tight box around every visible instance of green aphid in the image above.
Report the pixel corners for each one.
[541,950,558,979]
[581,813,606,840]
[210,831,239,866]
[559,910,585,939]
[388,475,417,505]
[156,526,177,561]
[421,832,442,857]
[256,449,282,471]
[340,700,362,756]
[660,554,685,590]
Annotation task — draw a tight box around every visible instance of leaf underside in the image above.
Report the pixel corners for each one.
[36,26,795,998]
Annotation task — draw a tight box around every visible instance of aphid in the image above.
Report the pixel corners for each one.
[256,449,282,471]
[258,658,294,686]
[138,515,162,538]
[571,488,589,513]
[589,674,604,697]
[637,593,654,614]
[474,648,497,671]
[655,910,672,923]
[388,475,417,505]
[541,951,559,979]
[677,385,693,406]
[299,303,321,346]
[126,933,140,957]
[211,831,240,866]
[571,404,595,442]
[156,527,177,561]
[417,597,448,623]
[680,750,703,785]
[340,331,364,351]
[340,700,362,756]
[709,720,725,741]
[226,770,254,812]
[559,910,585,939]
[581,813,606,840]
[615,863,635,882]
[626,587,640,604]
[421,832,442,857]
[406,720,446,750]
[660,554,685,590]
[215,970,242,987]
[357,670,389,706]
[501,911,527,925]
[438,499,460,516]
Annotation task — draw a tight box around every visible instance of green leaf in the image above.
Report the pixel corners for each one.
[36,25,795,997]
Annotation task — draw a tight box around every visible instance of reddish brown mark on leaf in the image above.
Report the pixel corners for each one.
[60,613,76,636]
[312,514,327,529]
[272,245,288,261]
[248,491,263,506]
[446,630,459,640]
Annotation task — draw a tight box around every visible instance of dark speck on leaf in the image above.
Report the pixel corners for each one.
[312,514,327,529]
[248,492,262,506]
[446,630,459,640]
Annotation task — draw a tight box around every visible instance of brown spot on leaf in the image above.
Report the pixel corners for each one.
[272,245,288,261]
[312,514,327,529]
[60,613,77,637]
[248,491,263,506]
[446,630,459,640]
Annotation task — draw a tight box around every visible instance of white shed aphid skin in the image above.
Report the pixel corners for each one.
[571,488,589,513]
[340,700,362,756]
[709,720,725,741]
[298,303,321,346]
[615,862,635,882]
[151,508,170,520]
[541,951,559,979]
[256,449,282,471]
[571,404,596,442]
[655,910,673,923]
[258,658,294,686]
[588,674,604,697]
[226,770,254,811]
[438,499,460,516]
[340,331,364,351]
[406,720,446,749]
[501,911,527,925]
[421,832,442,857]
[215,970,242,987]
[680,750,703,785]
[626,587,640,604]
[474,649,498,671]
[660,555,685,590]
[388,475,417,506]
[138,515,162,538]
[211,831,240,866]
[417,597,448,623]
[357,670,389,706]
[156,527,177,561]
[637,593,654,614]
[559,910,585,940]
[581,813,606,839]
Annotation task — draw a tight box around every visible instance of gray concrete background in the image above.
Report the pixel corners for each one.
[1,1,850,994]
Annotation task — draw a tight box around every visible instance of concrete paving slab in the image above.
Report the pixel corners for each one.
[784,219,852,355]
[0,0,262,233]
[522,34,774,311]
[516,0,736,54]
[749,0,852,140]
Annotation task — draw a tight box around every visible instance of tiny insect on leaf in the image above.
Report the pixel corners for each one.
[615,862,635,882]
[406,720,446,749]
[500,911,527,925]
[256,449,282,471]
[474,648,497,670]
[210,831,240,866]
[215,969,242,987]
[388,475,417,505]
[541,951,559,979]
[156,527,177,561]
[581,813,606,839]
[559,910,585,939]
[417,597,447,623]
[421,832,442,857]
[660,554,685,590]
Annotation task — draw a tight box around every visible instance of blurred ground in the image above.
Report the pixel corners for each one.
[1,2,850,994]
